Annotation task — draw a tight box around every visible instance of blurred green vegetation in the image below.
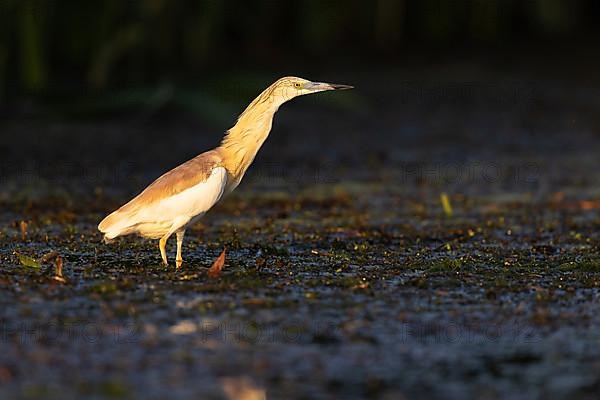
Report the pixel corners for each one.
[0,0,597,114]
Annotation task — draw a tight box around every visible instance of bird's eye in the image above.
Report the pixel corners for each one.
[294,83,302,89]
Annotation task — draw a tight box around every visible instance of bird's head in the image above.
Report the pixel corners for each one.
[269,76,353,105]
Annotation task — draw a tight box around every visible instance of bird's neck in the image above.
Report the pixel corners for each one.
[218,94,281,182]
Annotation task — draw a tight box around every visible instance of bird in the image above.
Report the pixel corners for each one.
[98,76,352,268]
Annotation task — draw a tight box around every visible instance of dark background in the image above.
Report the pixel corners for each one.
[1,0,599,198]
[0,0,600,214]
[2,0,600,112]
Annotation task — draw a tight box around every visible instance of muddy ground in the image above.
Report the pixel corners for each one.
[0,67,599,399]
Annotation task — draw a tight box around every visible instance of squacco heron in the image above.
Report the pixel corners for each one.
[98,76,352,268]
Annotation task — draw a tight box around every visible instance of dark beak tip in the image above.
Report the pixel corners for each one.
[332,84,354,90]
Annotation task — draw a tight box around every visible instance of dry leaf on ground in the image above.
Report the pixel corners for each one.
[208,248,226,278]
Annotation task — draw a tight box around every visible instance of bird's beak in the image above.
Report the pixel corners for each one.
[307,82,354,92]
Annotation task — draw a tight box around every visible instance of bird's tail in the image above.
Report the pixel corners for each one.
[98,210,136,241]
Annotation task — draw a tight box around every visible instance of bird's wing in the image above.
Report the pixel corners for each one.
[119,150,224,214]
[136,165,227,223]
[98,150,226,235]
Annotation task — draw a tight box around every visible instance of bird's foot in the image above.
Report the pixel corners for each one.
[159,237,168,266]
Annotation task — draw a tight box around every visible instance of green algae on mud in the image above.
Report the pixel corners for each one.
[2,192,600,400]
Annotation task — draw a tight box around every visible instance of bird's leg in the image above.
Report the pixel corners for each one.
[159,235,169,266]
[176,229,186,269]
